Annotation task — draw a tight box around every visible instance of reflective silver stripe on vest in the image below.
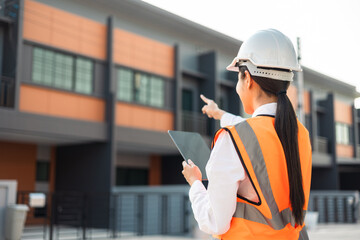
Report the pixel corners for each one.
[232,121,305,230]
[298,226,309,240]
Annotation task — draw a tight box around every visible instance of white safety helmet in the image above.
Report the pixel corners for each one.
[226,29,301,81]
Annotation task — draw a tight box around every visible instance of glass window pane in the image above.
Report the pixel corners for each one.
[43,51,54,86]
[336,123,341,144]
[117,68,133,102]
[32,64,42,83]
[149,76,164,107]
[135,73,149,104]
[32,47,45,84]
[344,124,349,145]
[54,53,65,89]
[75,58,93,94]
[36,162,49,182]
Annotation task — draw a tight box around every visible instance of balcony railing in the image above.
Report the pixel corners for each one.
[182,110,209,136]
[0,76,15,107]
[317,136,329,154]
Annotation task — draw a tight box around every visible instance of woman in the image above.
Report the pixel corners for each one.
[182,29,312,240]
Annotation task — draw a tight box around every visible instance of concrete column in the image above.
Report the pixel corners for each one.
[174,45,182,131]
[199,51,217,135]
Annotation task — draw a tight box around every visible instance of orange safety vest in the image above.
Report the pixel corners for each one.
[211,116,312,240]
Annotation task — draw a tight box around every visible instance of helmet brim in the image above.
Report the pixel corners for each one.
[226,57,240,72]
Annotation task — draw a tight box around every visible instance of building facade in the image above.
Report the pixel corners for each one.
[0,0,359,198]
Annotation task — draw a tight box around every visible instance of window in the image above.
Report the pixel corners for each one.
[182,89,193,111]
[116,167,149,186]
[32,47,93,94]
[116,67,166,108]
[36,162,50,182]
[134,73,149,104]
[149,76,164,107]
[117,68,133,101]
[336,122,351,145]
[54,53,73,90]
[75,58,93,94]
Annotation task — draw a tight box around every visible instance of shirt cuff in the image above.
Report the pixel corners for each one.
[189,180,206,203]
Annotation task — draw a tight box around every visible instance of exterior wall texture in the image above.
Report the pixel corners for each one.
[23,0,107,60]
[115,102,174,131]
[19,84,106,122]
[113,28,174,78]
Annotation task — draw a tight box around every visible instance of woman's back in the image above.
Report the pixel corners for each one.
[213,116,312,240]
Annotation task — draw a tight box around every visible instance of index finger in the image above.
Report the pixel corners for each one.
[200,94,211,104]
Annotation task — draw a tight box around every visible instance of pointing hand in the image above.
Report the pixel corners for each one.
[200,94,225,120]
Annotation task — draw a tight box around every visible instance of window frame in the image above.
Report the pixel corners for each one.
[31,45,94,95]
[336,122,352,145]
[116,66,167,109]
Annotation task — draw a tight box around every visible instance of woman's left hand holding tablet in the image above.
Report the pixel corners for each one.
[182,159,202,186]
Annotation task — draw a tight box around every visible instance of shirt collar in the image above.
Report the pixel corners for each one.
[252,102,277,117]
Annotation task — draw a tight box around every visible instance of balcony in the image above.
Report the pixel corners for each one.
[0,76,14,107]
[317,136,329,154]
[0,0,18,22]
[182,110,209,136]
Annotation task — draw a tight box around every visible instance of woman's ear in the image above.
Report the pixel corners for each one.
[244,71,253,90]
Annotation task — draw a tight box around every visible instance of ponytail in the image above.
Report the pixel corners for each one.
[275,90,305,226]
[239,66,305,225]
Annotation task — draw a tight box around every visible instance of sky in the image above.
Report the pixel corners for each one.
[142,0,360,107]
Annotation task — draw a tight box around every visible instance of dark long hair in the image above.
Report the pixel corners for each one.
[239,66,305,225]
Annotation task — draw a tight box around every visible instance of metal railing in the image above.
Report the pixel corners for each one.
[17,189,191,240]
[308,191,360,223]
[0,76,15,107]
[182,110,209,136]
[111,191,190,238]
[317,136,329,154]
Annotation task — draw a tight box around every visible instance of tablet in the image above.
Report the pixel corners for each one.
[168,130,210,179]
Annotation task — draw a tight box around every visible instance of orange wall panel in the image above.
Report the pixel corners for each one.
[336,144,354,158]
[23,0,106,60]
[334,100,352,124]
[116,102,174,132]
[149,155,161,186]
[303,90,310,114]
[114,29,174,78]
[0,141,36,191]
[287,84,298,111]
[287,87,310,114]
[19,84,105,122]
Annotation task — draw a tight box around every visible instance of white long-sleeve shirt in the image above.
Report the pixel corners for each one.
[189,102,277,235]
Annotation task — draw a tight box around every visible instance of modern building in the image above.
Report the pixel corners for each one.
[0,0,359,202]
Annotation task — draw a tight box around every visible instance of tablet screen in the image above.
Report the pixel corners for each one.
[168,130,210,179]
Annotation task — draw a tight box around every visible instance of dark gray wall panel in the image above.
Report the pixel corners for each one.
[56,142,111,192]
[21,44,33,83]
[116,126,177,154]
[199,51,216,135]
[56,142,111,228]
[316,93,339,189]
[161,155,187,185]
[0,108,106,142]
[93,61,105,97]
